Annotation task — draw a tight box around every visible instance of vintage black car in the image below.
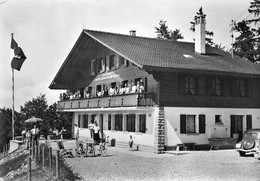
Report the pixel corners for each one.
[236,129,260,157]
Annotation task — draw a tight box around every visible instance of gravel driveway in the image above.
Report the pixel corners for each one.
[65,146,260,181]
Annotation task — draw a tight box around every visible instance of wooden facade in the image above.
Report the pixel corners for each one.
[50,29,260,153]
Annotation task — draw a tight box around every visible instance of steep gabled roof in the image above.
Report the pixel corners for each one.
[49,29,260,89]
[85,29,260,75]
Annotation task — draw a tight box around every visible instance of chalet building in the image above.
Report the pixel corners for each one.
[49,11,260,153]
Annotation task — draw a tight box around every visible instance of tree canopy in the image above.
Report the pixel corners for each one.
[0,94,72,149]
[155,19,184,41]
[233,0,260,62]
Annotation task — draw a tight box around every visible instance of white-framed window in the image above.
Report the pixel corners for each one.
[180,114,205,134]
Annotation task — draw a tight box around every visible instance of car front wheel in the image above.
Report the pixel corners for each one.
[239,151,246,157]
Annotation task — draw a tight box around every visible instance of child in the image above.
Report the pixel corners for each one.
[129,135,134,148]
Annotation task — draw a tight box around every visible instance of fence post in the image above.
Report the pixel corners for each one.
[49,147,52,174]
[56,150,60,180]
[32,144,35,159]
[5,144,8,156]
[42,144,45,167]
[3,145,6,157]
[28,157,31,181]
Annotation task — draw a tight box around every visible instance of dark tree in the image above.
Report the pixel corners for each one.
[170,29,184,41]
[155,20,184,41]
[233,0,260,62]
[190,8,215,46]
[155,20,171,39]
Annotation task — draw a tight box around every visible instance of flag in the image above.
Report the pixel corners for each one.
[10,36,26,71]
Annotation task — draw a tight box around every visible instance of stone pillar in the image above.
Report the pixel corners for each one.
[154,107,165,154]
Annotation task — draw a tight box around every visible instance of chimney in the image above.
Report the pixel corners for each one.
[129,30,136,36]
[194,7,206,54]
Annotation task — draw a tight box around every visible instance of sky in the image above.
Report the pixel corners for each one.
[0,0,251,111]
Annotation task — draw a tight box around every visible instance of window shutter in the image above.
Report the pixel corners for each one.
[108,114,111,130]
[199,115,206,133]
[230,115,236,135]
[106,56,110,71]
[91,60,96,75]
[180,115,186,134]
[246,115,252,130]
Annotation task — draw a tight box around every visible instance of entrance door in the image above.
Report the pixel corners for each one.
[230,115,243,141]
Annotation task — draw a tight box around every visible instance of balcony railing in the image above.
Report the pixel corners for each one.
[57,93,155,111]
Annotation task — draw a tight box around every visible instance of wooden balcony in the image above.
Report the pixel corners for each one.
[57,93,155,111]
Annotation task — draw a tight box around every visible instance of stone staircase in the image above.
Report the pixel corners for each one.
[114,141,155,153]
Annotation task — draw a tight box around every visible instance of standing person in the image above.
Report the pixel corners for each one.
[129,135,134,149]
[88,121,94,139]
[31,125,40,146]
[26,129,31,150]
[74,124,79,140]
[60,127,66,140]
[21,128,26,144]
[93,122,100,145]
[53,127,59,140]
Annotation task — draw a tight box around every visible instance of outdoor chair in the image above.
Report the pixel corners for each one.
[98,137,109,156]
[56,141,74,158]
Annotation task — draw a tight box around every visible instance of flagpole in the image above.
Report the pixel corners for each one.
[11,33,15,140]
[12,68,15,140]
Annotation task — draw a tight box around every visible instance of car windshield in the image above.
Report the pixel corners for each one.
[244,132,258,139]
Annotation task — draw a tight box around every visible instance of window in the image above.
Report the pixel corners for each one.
[119,56,125,67]
[125,59,129,67]
[91,114,96,123]
[139,114,146,133]
[96,85,102,97]
[115,114,123,131]
[215,115,222,124]
[186,115,196,133]
[186,77,196,95]
[109,55,115,70]
[179,76,196,95]
[96,58,105,73]
[212,77,222,96]
[83,114,88,128]
[126,114,135,132]
[91,59,96,75]
[180,114,205,134]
